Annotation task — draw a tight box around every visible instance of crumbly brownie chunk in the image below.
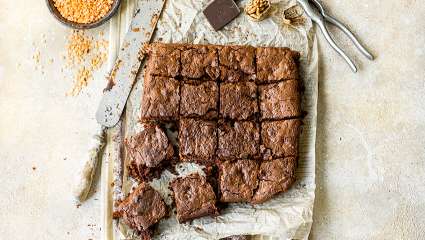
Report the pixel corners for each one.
[261,119,302,159]
[146,43,180,77]
[113,183,167,232]
[218,46,255,82]
[220,82,258,120]
[179,118,217,163]
[256,47,300,83]
[125,124,174,168]
[217,121,260,159]
[181,45,219,80]
[170,173,218,223]
[259,79,302,120]
[218,159,259,202]
[252,157,296,204]
[180,80,219,119]
[140,75,180,120]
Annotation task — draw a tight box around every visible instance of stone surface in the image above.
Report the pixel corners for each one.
[0,0,424,240]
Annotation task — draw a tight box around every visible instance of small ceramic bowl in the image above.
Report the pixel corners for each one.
[46,0,121,29]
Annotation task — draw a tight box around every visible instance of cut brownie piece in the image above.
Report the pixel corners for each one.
[252,157,296,204]
[180,80,219,119]
[218,45,255,82]
[145,43,181,77]
[113,183,167,233]
[218,159,259,202]
[259,79,302,120]
[170,173,218,223]
[256,47,300,83]
[125,124,174,181]
[260,119,302,159]
[217,121,260,159]
[181,45,219,80]
[140,75,180,121]
[220,82,258,120]
[179,118,217,163]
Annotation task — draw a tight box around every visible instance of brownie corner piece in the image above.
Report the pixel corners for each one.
[218,159,259,203]
[140,75,180,121]
[170,173,218,223]
[217,120,260,160]
[260,119,302,159]
[179,118,217,163]
[181,45,219,80]
[220,82,258,120]
[146,43,181,77]
[114,183,167,232]
[125,124,174,181]
[180,80,219,119]
[259,79,302,120]
[251,157,297,204]
[256,47,300,83]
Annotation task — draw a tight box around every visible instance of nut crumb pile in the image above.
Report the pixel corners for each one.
[53,0,114,24]
[66,30,108,96]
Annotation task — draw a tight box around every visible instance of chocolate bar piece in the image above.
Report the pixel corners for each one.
[203,0,240,31]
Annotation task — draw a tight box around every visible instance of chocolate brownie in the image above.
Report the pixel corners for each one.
[256,47,300,83]
[252,157,296,204]
[113,183,167,233]
[146,43,180,77]
[140,75,180,121]
[220,82,258,120]
[217,121,260,159]
[125,124,174,181]
[260,119,302,159]
[181,45,219,80]
[180,80,219,119]
[179,118,217,163]
[218,159,259,202]
[218,46,255,82]
[170,173,218,223]
[259,79,302,120]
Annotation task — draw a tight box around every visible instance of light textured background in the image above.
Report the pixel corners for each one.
[0,0,424,240]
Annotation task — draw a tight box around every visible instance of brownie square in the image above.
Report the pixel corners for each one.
[220,82,258,120]
[217,121,260,159]
[256,47,300,83]
[170,173,218,223]
[261,119,302,159]
[181,45,219,80]
[179,118,217,163]
[218,159,259,202]
[146,43,180,77]
[113,183,167,232]
[125,124,174,181]
[252,157,296,204]
[180,80,219,119]
[218,46,255,82]
[259,79,302,120]
[140,75,180,121]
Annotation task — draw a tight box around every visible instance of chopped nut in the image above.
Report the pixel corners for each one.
[53,0,114,24]
[245,0,271,21]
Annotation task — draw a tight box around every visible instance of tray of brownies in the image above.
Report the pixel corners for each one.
[107,0,318,239]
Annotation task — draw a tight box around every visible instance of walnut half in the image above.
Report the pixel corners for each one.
[245,0,271,21]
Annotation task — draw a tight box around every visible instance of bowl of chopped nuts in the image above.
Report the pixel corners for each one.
[46,0,121,29]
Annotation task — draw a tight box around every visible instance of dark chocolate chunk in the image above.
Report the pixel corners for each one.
[203,0,241,31]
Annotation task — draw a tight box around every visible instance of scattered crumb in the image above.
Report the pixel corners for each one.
[76,203,82,208]
[32,166,37,171]
[67,67,93,96]
[33,50,41,64]
[65,30,109,96]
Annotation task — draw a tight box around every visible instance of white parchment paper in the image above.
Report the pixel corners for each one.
[111,0,318,239]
